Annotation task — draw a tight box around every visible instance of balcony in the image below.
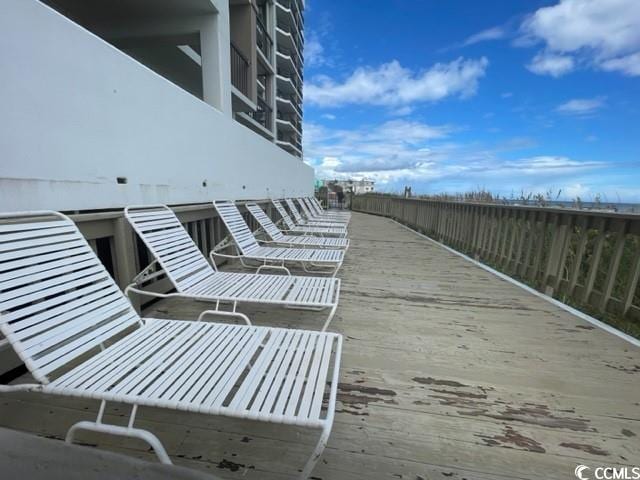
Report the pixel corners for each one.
[275,0,303,38]
[255,13,273,62]
[248,96,273,130]
[276,131,302,156]
[276,90,302,116]
[276,139,302,157]
[276,48,302,75]
[276,25,303,64]
[276,73,301,99]
[276,112,302,134]
[230,42,250,98]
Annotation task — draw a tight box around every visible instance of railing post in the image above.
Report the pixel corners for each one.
[529,211,548,285]
[582,217,607,305]
[543,213,570,295]
[565,216,589,297]
[622,244,640,316]
[599,219,627,312]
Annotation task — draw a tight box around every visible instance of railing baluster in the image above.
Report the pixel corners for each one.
[599,220,628,312]
[622,245,640,316]
[582,217,607,305]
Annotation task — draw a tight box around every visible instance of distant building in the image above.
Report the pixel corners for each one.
[322,179,375,195]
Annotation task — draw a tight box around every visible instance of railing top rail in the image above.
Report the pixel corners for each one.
[358,194,640,221]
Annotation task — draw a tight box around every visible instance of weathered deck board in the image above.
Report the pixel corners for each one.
[1,212,639,480]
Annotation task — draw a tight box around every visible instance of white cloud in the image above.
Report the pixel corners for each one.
[501,92,513,98]
[562,183,592,199]
[389,106,414,117]
[504,156,605,174]
[521,0,640,76]
[303,120,453,182]
[305,34,325,67]
[321,113,336,120]
[304,57,489,108]
[556,97,606,116]
[463,27,506,46]
[599,52,640,76]
[526,51,575,77]
[303,119,606,191]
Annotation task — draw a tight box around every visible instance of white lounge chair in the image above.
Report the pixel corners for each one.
[297,198,350,225]
[272,200,347,238]
[124,205,341,330]
[306,197,351,221]
[0,211,342,480]
[212,201,344,277]
[285,199,346,229]
[245,203,349,250]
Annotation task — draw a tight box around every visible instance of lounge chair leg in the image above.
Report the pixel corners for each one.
[65,401,172,465]
[299,425,331,480]
[332,262,343,278]
[321,302,338,332]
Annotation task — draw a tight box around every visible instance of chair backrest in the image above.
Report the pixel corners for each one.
[306,197,322,215]
[272,200,297,230]
[296,199,319,221]
[285,198,305,223]
[124,205,215,292]
[310,197,324,212]
[213,201,260,254]
[245,204,284,241]
[0,211,140,384]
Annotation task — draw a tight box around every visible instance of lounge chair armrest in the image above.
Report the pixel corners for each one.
[209,250,241,261]
[256,264,291,275]
[124,284,176,300]
[0,383,41,393]
[257,239,279,245]
[197,309,252,326]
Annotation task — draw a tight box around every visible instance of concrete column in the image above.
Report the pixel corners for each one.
[200,10,232,116]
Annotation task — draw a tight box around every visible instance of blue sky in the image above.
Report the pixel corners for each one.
[302,0,640,202]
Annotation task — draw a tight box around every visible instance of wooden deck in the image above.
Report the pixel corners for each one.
[1,212,639,479]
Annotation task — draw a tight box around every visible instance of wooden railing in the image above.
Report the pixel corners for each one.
[352,194,640,333]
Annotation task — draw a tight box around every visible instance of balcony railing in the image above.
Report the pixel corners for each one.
[256,14,273,60]
[277,90,302,113]
[277,72,302,97]
[277,46,302,71]
[277,112,301,132]
[230,42,250,97]
[249,97,273,130]
[277,25,303,63]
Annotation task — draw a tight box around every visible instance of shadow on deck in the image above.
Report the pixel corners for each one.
[1,212,638,479]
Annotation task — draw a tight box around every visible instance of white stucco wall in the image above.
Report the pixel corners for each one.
[0,0,314,212]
